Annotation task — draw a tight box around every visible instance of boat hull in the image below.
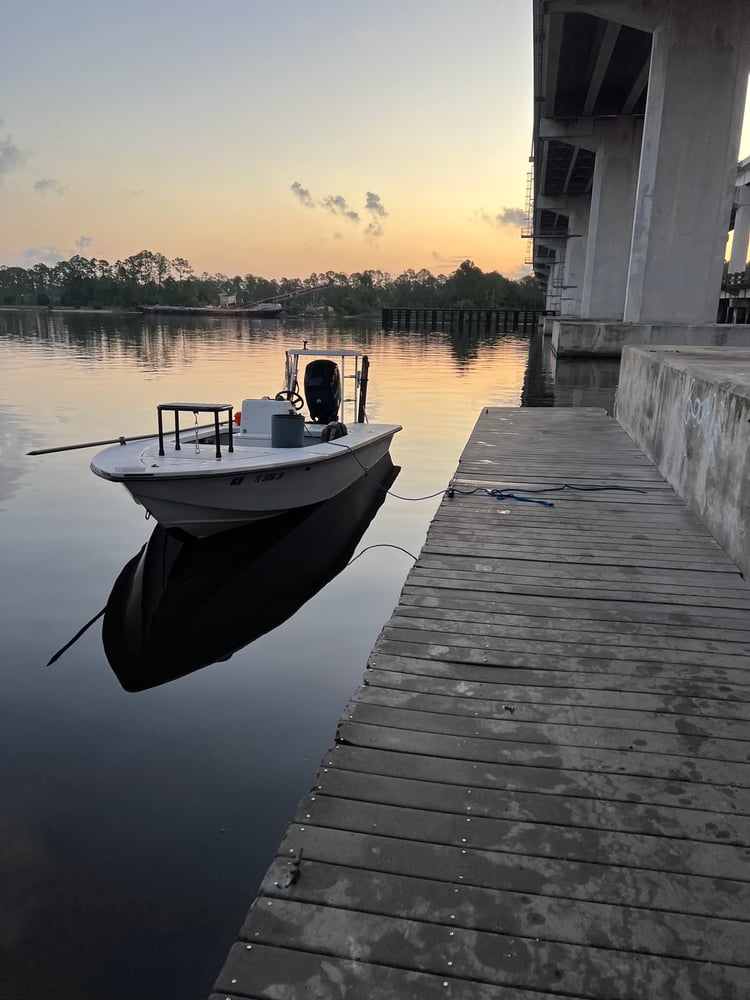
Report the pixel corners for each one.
[92,423,400,537]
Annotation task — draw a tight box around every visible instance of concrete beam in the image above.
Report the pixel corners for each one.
[539,118,597,145]
[537,137,551,198]
[536,194,571,212]
[621,56,650,114]
[544,0,659,33]
[541,10,564,119]
[562,145,582,195]
[582,20,621,116]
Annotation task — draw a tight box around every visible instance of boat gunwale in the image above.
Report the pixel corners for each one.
[91,423,402,482]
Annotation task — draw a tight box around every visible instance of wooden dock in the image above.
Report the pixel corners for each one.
[211,407,750,1000]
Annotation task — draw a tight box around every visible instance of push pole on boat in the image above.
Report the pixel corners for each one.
[357,356,369,423]
[27,411,234,457]
[27,432,159,456]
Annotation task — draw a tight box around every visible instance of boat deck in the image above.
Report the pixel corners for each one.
[210,407,750,1000]
[91,422,401,478]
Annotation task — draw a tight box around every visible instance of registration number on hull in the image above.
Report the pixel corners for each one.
[229,471,286,486]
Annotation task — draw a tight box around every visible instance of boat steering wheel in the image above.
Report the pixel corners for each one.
[275,390,304,411]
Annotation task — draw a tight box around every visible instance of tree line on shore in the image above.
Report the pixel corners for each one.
[0,250,544,314]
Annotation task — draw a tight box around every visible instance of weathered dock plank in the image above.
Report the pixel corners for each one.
[403,572,750,613]
[378,620,750,668]
[333,719,750,787]
[259,859,743,964]
[353,686,750,755]
[384,618,750,667]
[391,604,750,646]
[211,407,750,999]
[314,744,750,816]
[348,694,750,763]
[222,898,747,999]
[362,662,750,721]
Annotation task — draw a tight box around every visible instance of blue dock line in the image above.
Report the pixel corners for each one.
[445,482,648,508]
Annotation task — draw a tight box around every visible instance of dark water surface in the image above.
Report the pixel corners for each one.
[0,311,614,999]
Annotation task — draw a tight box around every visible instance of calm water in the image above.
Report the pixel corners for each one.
[0,310,615,1000]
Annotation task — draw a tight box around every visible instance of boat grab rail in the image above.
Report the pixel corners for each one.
[157,402,234,460]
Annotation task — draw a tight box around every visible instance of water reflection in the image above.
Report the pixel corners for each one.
[0,309,307,370]
[2,311,621,416]
[521,328,555,407]
[444,328,516,366]
[1,308,540,376]
[103,454,399,691]
[551,355,620,411]
[520,327,619,412]
[0,405,29,504]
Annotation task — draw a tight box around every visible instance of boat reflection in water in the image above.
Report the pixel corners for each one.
[103,454,399,691]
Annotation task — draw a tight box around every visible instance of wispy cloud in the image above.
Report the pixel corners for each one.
[34,177,67,196]
[21,246,65,266]
[290,181,314,208]
[291,181,390,242]
[365,191,388,218]
[363,191,388,245]
[0,119,25,182]
[480,207,526,228]
[74,235,92,252]
[320,194,359,222]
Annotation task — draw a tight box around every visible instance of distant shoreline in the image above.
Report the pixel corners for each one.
[0,305,381,319]
[0,305,139,315]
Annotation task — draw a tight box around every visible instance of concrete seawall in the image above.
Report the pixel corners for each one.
[615,346,750,577]
[552,321,750,358]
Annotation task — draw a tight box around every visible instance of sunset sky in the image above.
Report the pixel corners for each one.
[2,0,749,281]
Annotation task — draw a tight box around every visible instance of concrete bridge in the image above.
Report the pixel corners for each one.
[531,0,750,356]
[720,154,750,322]
[728,155,750,273]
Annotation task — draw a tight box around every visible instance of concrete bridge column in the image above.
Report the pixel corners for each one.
[535,189,590,317]
[534,228,568,312]
[560,199,590,316]
[581,118,643,320]
[729,189,750,272]
[544,246,565,312]
[624,0,750,324]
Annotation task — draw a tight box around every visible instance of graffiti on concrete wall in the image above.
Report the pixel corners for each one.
[683,377,727,456]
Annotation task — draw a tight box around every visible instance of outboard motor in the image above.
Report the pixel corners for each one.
[304,360,341,423]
